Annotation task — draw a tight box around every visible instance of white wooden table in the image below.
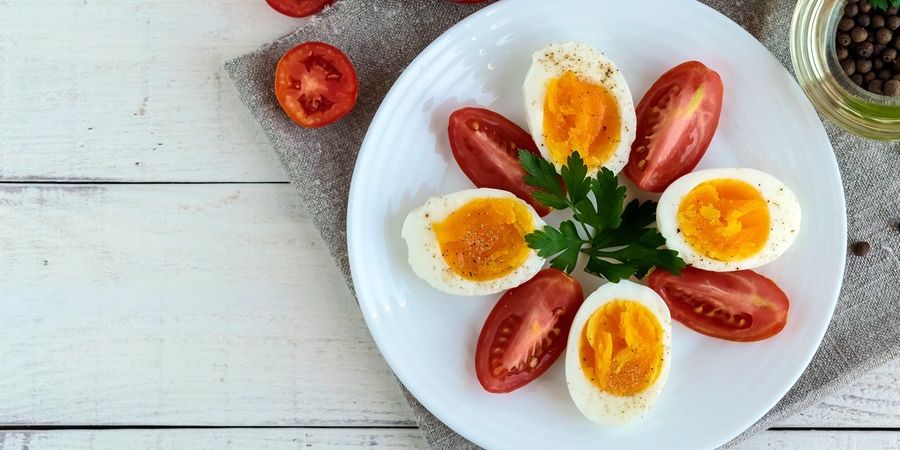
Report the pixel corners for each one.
[1,2,898,449]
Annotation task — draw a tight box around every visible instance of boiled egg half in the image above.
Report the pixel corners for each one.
[565,280,672,425]
[523,42,636,176]
[657,168,802,272]
[402,188,546,296]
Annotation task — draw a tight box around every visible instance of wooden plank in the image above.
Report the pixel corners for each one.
[0,1,301,182]
[0,429,428,450]
[0,429,897,450]
[0,184,411,426]
[0,183,898,429]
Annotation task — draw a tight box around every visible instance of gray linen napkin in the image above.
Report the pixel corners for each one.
[225,0,900,447]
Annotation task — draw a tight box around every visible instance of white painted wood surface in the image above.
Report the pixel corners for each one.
[1,0,898,448]
[0,429,898,450]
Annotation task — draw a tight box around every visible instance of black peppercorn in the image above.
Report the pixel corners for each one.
[879,68,892,80]
[889,15,900,30]
[883,47,898,62]
[875,43,887,56]
[857,58,873,73]
[839,32,853,46]
[839,17,856,32]
[889,6,899,14]
[858,13,872,27]
[866,71,877,81]
[851,27,869,42]
[876,27,893,44]
[846,2,859,16]
[838,46,850,60]
[843,58,858,75]
[860,0,872,13]
[851,73,865,85]
[874,15,886,28]
[858,41,875,57]
[869,78,884,93]
[874,57,885,69]
[851,241,871,256]
[892,73,900,80]
[885,78,900,95]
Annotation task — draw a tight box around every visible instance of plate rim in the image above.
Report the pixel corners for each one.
[347,0,847,448]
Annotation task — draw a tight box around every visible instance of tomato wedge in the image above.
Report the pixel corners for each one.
[448,108,551,216]
[647,267,789,342]
[475,269,584,393]
[266,0,334,18]
[624,61,724,193]
[275,42,359,128]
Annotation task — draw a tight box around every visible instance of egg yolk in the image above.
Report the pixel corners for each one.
[579,300,664,396]
[677,179,771,262]
[432,198,534,281]
[543,71,621,170]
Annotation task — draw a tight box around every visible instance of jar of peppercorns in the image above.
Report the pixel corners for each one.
[792,0,900,140]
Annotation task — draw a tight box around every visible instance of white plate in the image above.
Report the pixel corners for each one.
[347,0,846,448]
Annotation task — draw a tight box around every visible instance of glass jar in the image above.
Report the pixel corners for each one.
[791,0,900,140]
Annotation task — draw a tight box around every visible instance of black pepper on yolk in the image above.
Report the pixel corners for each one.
[579,300,664,396]
[543,71,621,170]
[432,198,534,281]
[677,178,771,262]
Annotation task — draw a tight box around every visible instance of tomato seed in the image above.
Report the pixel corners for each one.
[497,336,508,343]
[493,347,502,354]
[471,121,480,131]
[551,328,561,336]
[529,357,538,368]
[492,367,503,377]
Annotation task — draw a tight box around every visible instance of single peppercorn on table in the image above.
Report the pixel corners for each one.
[1,1,899,449]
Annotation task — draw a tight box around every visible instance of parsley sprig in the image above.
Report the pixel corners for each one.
[871,0,900,10]
[519,150,685,283]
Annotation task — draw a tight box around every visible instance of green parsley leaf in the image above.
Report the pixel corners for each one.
[521,150,686,283]
[590,167,626,232]
[524,221,585,273]
[561,152,591,205]
[519,150,567,209]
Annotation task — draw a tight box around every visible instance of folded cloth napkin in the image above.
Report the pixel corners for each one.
[225,0,900,447]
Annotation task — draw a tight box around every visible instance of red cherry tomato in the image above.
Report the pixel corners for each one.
[448,108,551,216]
[647,266,789,342]
[624,61,724,193]
[265,0,334,18]
[475,269,584,393]
[275,42,358,128]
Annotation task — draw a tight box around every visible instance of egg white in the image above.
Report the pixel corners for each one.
[564,280,672,426]
[657,168,802,272]
[523,42,636,176]
[401,188,546,296]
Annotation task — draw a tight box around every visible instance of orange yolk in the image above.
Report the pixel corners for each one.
[677,179,770,262]
[543,71,621,170]
[579,300,664,396]
[433,198,534,281]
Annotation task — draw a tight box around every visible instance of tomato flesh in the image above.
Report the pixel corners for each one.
[275,42,358,128]
[625,61,724,192]
[475,269,584,393]
[266,0,334,18]
[647,266,789,342]
[449,108,551,216]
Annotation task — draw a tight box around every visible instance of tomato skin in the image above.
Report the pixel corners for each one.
[265,0,334,18]
[448,108,551,216]
[647,267,789,342]
[624,61,724,193]
[275,42,359,128]
[475,269,584,393]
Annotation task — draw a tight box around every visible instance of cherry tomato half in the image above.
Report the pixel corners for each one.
[266,0,334,18]
[275,42,358,128]
[624,61,724,193]
[647,266,789,342]
[475,269,584,393]
[448,107,551,216]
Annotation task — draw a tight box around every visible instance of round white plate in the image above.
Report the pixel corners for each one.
[347,0,846,448]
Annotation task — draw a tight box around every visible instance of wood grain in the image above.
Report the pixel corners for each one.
[0,429,897,450]
[0,183,898,431]
[0,0,300,182]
